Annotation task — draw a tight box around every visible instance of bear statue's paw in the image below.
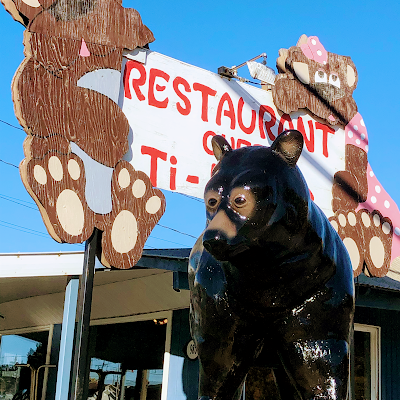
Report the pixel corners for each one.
[360,209,392,277]
[329,210,365,276]
[24,153,95,243]
[97,161,165,269]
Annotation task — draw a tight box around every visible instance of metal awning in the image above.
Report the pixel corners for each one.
[0,249,191,332]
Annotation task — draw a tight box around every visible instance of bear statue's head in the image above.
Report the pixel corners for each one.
[203,130,310,261]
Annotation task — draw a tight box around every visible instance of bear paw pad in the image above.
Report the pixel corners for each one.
[330,210,364,276]
[98,161,165,269]
[361,209,392,277]
[24,153,95,243]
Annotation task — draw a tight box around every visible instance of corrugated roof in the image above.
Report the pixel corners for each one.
[355,273,400,292]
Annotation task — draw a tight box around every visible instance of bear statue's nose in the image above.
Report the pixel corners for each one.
[203,229,230,260]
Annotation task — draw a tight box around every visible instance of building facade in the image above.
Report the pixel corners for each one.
[1,250,399,400]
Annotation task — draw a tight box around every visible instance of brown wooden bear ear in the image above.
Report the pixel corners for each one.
[211,136,232,161]
[271,130,304,166]
[2,0,44,26]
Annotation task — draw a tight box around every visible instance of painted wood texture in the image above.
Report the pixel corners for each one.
[272,35,398,278]
[3,0,165,269]
[273,35,358,127]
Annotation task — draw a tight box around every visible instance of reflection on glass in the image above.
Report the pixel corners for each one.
[87,320,166,400]
[88,365,163,400]
[354,330,371,400]
[0,332,48,400]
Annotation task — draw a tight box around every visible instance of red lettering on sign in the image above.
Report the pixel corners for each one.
[148,69,170,109]
[237,97,256,135]
[296,117,315,153]
[187,175,199,184]
[216,93,236,130]
[259,105,276,140]
[123,60,146,101]
[315,122,335,158]
[278,114,294,135]
[173,76,191,116]
[170,156,177,190]
[141,146,167,186]
[193,83,217,122]
[203,130,216,155]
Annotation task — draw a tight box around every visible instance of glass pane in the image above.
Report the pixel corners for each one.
[0,332,48,400]
[354,330,371,400]
[146,369,163,400]
[87,320,167,400]
[88,359,123,400]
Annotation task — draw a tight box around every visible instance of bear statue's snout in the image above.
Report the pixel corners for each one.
[203,229,231,260]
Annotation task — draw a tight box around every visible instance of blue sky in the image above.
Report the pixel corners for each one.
[1,0,400,254]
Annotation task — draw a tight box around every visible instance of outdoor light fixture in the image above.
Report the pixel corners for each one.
[247,60,276,85]
[153,318,168,325]
[218,53,276,85]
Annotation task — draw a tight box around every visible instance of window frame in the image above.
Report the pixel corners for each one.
[90,311,172,400]
[0,325,54,400]
[353,323,381,400]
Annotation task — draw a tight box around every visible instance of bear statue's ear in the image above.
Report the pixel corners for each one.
[211,136,232,161]
[271,130,304,166]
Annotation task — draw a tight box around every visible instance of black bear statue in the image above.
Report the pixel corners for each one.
[188,130,355,400]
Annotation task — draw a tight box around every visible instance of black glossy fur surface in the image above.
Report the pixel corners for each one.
[189,130,355,400]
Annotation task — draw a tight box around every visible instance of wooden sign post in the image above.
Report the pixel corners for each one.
[2,0,165,271]
[1,1,166,399]
[69,229,99,400]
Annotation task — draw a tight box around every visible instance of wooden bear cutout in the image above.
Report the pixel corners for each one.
[2,0,165,269]
[272,34,400,278]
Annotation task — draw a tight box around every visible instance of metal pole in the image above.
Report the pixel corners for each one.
[70,228,99,400]
[35,365,56,400]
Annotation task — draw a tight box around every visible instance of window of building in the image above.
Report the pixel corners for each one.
[353,323,380,400]
[86,318,168,400]
[0,330,51,400]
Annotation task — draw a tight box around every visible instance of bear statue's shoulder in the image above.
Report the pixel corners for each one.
[308,201,353,280]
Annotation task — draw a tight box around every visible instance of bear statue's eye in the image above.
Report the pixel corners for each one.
[234,195,246,207]
[229,187,256,218]
[205,191,221,212]
[208,198,219,208]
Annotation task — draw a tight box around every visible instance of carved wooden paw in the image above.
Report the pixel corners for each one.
[361,209,392,277]
[22,153,95,243]
[330,209,393,277]
[98,161,165,269]
[330,210,364,276]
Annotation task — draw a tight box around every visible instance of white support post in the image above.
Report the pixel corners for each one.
[55,277,80,400]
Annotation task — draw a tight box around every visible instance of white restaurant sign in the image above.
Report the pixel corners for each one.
[121,50,344,218]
